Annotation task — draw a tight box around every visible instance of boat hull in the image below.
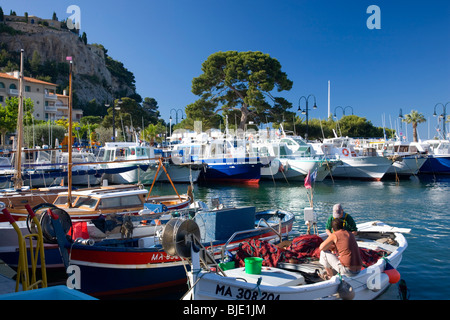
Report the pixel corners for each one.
[200,161,261,184]
[331,157,392,181]
[102,163,161,185]
[383,156,427,179]
[419,155,450,175]
[158,164,201,183]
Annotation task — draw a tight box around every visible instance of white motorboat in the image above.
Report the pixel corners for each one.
[96,142,161,185]
[58,151,103,186]
[367,140,428,179]
[13,149,64,188]
[312,137,392,181]
[253,137,340,182]
[183,221,410,300]
[419,140,450,175]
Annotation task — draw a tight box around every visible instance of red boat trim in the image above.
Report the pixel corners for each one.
[69,224,293,266]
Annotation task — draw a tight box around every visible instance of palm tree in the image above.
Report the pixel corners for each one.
[142,124,157,145]
[403,110,426,142]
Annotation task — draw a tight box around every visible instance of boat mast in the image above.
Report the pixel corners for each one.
[13,49,25,190]
[67,56,73,207]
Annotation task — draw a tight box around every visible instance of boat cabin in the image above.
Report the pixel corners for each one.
[97,142,156,162]
[280,137,313,157]
[53,186,148,214]
[424,140,450,155]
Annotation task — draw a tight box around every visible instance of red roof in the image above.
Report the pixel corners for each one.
[0,72,57,87]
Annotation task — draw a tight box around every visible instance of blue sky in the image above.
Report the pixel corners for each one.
[3,0,450,140]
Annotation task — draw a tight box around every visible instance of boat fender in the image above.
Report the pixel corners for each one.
[74,238,95,246]
[384,262,401,284]
[337,280,355,300]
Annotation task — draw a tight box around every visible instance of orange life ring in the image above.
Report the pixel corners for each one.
[342,148,350,156]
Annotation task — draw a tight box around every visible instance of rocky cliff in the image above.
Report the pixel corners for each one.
[0,20,137,108]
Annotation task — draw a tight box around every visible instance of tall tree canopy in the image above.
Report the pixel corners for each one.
[142,97,161,124]
[0,97,34,147]
[191,51,293,129]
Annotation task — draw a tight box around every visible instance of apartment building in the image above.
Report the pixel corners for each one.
[0,71,82,121]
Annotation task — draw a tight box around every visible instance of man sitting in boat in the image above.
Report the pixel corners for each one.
[319,218,362,280]
[325,203,357,236]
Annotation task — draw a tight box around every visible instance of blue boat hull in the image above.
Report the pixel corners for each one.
[200,161,261,184]
[419,156,450,175]
[76,262,188,296]
[0,245,64,269]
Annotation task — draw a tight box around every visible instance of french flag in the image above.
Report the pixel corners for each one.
[304,169,317,189]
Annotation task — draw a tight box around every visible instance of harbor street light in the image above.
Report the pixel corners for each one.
[433,102,449,139]
[399,108,404,139]
[298,94,317,141]
[111,99,122,142]
[170,108,185,125]
[333,106,353,119]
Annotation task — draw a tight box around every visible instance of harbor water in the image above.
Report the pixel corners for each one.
[152,175,450,300]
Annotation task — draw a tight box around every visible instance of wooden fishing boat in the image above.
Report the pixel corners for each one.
[48,207,294,297]
[1,182,191,222]
[182,221,410,300]
[0,187,69,222]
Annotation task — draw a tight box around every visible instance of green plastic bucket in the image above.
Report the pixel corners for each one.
[219,261,235,271]
[244,257,263,274]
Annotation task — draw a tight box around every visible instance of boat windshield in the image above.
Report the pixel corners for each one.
[54,196,77,205]
[73,196,99,209]
[97,195,143,209]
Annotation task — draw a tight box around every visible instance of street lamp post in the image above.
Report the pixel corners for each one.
[333,106,354,119]
[433,102,450,139]
[298,94,317,141]
[170,108,184,125]
[398,108,404,139]
[169,108,184,139]
[109,99,122,142]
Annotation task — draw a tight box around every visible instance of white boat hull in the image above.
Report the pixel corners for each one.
[103,163,161,185]
[386,156,427,177]
[23,175,63,188]
[158,164,201,183]
[332,156,392,181]
[261,158,337,182]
